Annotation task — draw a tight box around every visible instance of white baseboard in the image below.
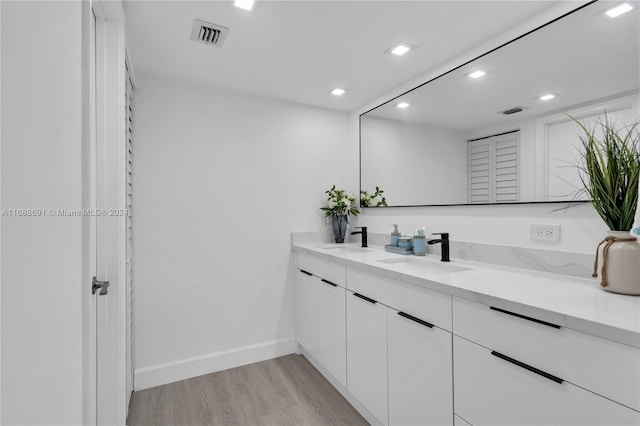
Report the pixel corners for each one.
[134,337,296,390]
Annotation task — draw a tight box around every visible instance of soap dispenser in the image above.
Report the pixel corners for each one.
[390,224,401,247]
[413,227,426,256]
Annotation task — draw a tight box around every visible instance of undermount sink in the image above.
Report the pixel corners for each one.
[320,244,373,254]
[377,256,471,274]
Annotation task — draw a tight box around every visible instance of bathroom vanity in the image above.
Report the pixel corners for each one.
[292,240,640,426]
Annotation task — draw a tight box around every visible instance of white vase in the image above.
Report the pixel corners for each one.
[595,231,640,295]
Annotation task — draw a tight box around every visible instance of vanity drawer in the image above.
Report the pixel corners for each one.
[453,297,640,411]
[454,336,640,425]
[297,252,346,287]
[347,267,452,331]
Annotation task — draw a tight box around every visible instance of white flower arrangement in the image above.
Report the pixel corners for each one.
[320,185,360,218]
[360,186,388,207]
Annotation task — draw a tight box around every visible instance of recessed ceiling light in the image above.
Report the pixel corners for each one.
[605,3,633,17]
[538,93,557,101]
[467,70,487,79]
[234,0,255,11]
[329,88,347,96]
[396,102,411,109]
[385,42,416,56]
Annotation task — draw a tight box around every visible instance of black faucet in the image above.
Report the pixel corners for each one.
[350,226,368,248]
[427,232,450,262]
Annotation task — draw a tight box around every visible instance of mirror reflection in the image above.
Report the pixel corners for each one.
[360,1,639,206]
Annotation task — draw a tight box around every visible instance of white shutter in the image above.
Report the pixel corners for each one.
[468,131,520,203]
[125,58,135,399]
[468,140,492,204]
[494,134,519,202]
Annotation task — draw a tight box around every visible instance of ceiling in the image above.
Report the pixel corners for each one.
[365,0,639,132]
[123,0,561,112]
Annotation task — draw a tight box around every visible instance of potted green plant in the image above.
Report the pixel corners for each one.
[572,114,640,295]
[320,185,360,243]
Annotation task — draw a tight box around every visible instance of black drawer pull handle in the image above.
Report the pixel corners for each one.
[353,292,377,304]
[299,269,313,276]
[490,306,561,329]
[398,311,434,328]
[321,278,338,287]
[491,351,563,384]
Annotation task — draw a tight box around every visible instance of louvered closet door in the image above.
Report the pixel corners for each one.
[467,131,519,203]
[125,59,135,399]
[494,133,519,202]
[468,140,492,203]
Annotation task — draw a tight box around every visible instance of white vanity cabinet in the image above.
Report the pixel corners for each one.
[454,336,639,425]
[347,268,454,426]
[387,307,453,426]
[452,297,640,425]
[295,253,347,387]
[346,289,389,424]
[317,276,347,387]
[295,268,318,358]
[292,245,640,426]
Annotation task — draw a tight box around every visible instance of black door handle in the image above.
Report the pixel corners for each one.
[398,311,434,328]
[490,306,560,329]
[353,292,377,304]
[321,278,338,287]
[491,351,563,384]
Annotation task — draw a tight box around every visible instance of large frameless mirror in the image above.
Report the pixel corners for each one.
[360,1,639,207]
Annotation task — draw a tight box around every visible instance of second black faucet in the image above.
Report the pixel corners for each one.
[427,232,450,262]
[350,226,368,247]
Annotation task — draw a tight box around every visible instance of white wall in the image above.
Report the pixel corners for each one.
[1,1,87,424]
[133,77,353,388]
[361,117,467,205]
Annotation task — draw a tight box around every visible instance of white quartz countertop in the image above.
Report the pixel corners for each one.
[292,242,640,348]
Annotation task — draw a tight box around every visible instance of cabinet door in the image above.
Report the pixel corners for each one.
[318,280,346,387]
[453,296,640,411]
[346,290,388,425]
[454,336,640,426]
[388,309,453,426]
[295,269,318,358]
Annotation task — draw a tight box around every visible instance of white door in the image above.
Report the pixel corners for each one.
[317,280,346,387]
[91,2,128,424]
[295,269,318,357]
[387,308,453,426]
[125,60,136,404]
[467,131,520,204]
[85,8,99,425]
[90,5,118,425]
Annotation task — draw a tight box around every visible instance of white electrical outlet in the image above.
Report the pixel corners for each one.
[530,224,561,242]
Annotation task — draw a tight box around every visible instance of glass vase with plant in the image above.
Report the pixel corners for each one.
[320,185,360,243]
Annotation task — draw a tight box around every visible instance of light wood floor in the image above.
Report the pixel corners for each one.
[127,354,368,426]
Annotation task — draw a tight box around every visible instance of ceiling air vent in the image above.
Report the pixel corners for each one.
[191,19,229,47]
[499,106,527,115]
